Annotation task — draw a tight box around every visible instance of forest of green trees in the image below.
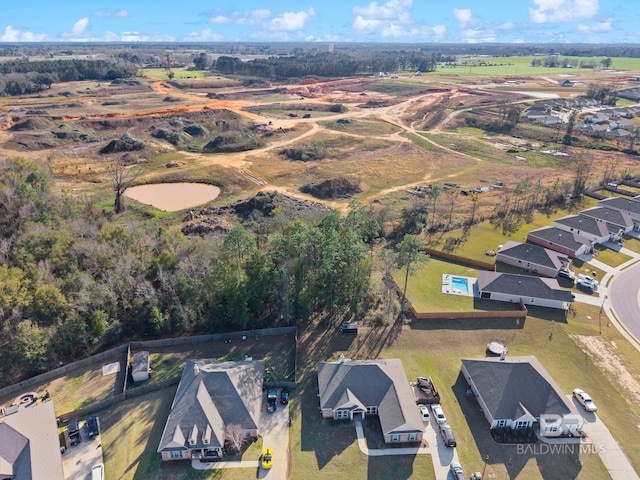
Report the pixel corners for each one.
[0,59,139,96]
[0,158,384,384]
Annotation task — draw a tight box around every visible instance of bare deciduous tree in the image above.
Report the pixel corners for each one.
[224,424,247,454]
[111,162,138,214]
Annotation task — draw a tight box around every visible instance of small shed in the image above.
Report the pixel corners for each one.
[341,321,358,334]
[131,351,150,383]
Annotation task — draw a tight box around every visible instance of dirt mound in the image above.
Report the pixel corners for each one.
[301,177,362,199]
[10,118,53,131]
[181,217,232,237]
[99,132,145,154]
[183,124,209,136]
[184,191,331,235]
[203,130,264,153]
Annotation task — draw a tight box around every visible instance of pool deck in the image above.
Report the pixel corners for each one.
[442,274,476,297]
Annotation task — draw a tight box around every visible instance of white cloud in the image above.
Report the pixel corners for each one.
[120,31,148,42]
[453,8,473,28]
[351,0,443,39]
[209,9,271,25]
[498,22,516,30]
[1,25,48,42]
[182,28,223,41]
[529,0,599,23]
[268,8,315,31]
[71,18,90,36]
[577,18,613,33]
[353,0,412,21]
[94,9,129,18]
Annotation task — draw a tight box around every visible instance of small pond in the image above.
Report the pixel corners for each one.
[123,183,221,212]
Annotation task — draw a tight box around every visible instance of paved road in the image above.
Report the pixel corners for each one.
[608,261,640,344]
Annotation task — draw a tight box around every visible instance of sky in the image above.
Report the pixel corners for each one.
[1,0,639,44]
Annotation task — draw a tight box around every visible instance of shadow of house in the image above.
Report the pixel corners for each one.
[452,371,583,480]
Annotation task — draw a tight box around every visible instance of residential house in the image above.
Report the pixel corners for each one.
[0,400,65,480]
[605,128,631,140]
[527,226,592,258]
[131,351,150,383]
[597,197,640,229]
[579,206,635,238]
[535,115,563,126]
[317,358,424,444]
[157,359,263,462]
[554,214,612,244]
[496,241,570,277]
[461,356,580,437]
[476,271,574,310]
[585,113,610,124]
[558,79,574,87]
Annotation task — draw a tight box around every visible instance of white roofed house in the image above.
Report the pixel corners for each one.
[317,358,424,444]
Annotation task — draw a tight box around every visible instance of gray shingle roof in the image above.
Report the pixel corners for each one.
[527,226,591,252]
[317,359,423,435]
[497,241,567,270]
[476,271,574,303]
[598,196,640,216]
[554,214,610,238]
[158,360,264,453]
[462,356,572,422]
[0,401,64,480]
[581,207,634,230]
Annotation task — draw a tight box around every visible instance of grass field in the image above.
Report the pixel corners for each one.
[429,55,640,76]
[140,68,210,80]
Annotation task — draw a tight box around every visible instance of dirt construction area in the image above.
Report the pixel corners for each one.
[1,69,640,223]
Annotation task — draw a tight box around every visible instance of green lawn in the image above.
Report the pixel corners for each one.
[140,68,210,80]
[592,244,632,267]
[430,55,640,76]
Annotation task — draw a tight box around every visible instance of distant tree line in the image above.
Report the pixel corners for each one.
[0,158,378,382]
[210,51,450,80]
[530,56,611,69]
[0,59,138,96]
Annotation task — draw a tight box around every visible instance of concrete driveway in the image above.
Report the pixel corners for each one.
[62,419,104,480]
[423,415,459,480]
[258,390,290,480]
[570,396,640,480]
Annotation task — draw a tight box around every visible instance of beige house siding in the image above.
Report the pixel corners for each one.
[383,432,423,443]
[160,450,188,461]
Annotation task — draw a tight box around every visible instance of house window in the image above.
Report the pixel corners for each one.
[335,410,349,419]
[170,450,182,459]
[408,433,417,441]
[366,406,378,415]
[391,434,399,442]
[496,420,507,427]
[515,421,527,429]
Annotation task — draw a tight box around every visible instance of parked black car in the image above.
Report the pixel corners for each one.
[280,388,289,405]
[267,388,277,413]
[86,416,100,438]
[68,419,82,446]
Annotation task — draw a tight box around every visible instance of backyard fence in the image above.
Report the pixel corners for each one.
[422,247,495,271]
[0,344,129,401]
[2,327,298,422]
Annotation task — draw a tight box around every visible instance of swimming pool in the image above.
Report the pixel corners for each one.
[451,276,469,294]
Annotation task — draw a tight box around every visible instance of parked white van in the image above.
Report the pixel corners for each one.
[91,463,104,480]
